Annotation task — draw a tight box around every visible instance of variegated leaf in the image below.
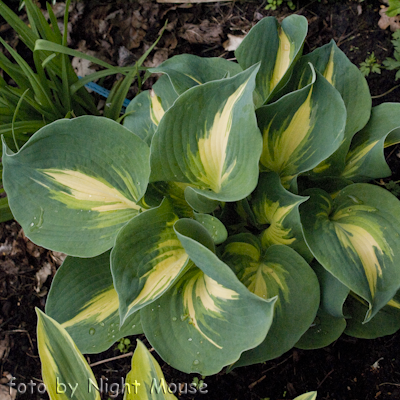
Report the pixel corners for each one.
[341,103,400,181]
[46,251,142,354]
[344,292,400,339]
[123,75,178,145]
[111,198,191,323]
[257,67,346,188]
[300,184,400,322]
[235,15,308,105]
[284,40,371,176]
[294,393,317,400]
[36,309,101,400]
[140,219,276,375]
[150,65,262,202]
[149,54,243,95]
[251,172,312,261]
[221,234,319,365]
[124,340,177,400]
[2,116,150,257]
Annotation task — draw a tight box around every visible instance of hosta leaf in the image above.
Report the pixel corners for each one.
[124,340,177,400]
[150,65,263,202]
[312,260,349,319]
[221,235,319,365]
[184,186,219,214]
[46,251,142,354]
[295,308,346,350]
[3,116,150,257]
[294,393,317,400]
[286,40,371,176]
[193,213,227,245]
[123,75,178,145]
[140,219,276,375]
[36,308,101,400]
[149,54,243,95]
[251,172,312,261]
[300,184,400,322]
[344,292,400,339]
[235,15,307,105]
[257,67,346,188]
[112,199,191,323]
[341,103,400,181]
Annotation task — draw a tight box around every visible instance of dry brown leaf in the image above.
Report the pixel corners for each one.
[0,337,9,361]
[34,263,52,295]
[379,7,400,31]
[0,384,16,400]
[145,49,169,68]
[72,40,98,77]
[179,20,223,45]
[50,251,67,266]
[0,259,18,275]
[223,33,245,51]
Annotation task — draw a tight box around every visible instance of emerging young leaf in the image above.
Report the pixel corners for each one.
[46,251,142,354]
[36,308,101,400]
[221,234,319,365]
[112,199,191,323]
[251,172,312,261]
[300,184,400,322]
[150,65,262,202]
[235,15,308,105]
[3,116,150,257]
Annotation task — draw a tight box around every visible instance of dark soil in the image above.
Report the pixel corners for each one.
[1,1,400,400]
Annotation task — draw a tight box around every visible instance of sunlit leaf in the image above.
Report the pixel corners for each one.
[3,116,150,257]
[150,65,262,202]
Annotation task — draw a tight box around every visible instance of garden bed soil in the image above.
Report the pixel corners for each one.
[1,1,400,399]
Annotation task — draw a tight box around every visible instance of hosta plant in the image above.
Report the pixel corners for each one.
[4,14,400,382]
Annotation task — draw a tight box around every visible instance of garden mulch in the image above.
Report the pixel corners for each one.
[1,1,400,399]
